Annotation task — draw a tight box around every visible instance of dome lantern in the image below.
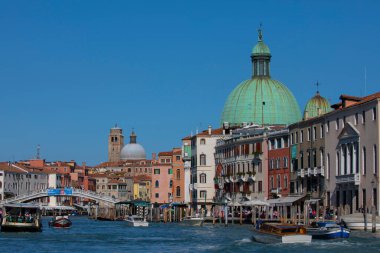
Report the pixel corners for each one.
[251,26,271,78]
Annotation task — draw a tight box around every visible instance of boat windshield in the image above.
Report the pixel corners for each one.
[4,206,39,224]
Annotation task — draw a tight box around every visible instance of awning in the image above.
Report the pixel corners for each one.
[241,199,269,207]
[267,195,305,207]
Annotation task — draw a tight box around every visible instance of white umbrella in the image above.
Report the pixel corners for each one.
[227,201,241,207]
[240,199,269,207]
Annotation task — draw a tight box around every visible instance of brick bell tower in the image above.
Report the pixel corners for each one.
[108,124,124,162]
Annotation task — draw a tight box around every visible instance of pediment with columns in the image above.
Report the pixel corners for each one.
[337,122,360,145]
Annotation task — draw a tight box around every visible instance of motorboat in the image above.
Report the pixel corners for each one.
[340,213,380,230]
[1,203,42,232]
[252,222,312,244]
[49,215,72,228]
[180,217,204,226]
[125,215,149,227]
[307,221,350,239]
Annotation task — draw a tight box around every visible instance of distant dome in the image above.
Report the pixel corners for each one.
[120,131,146,160]
[303,91,332,120]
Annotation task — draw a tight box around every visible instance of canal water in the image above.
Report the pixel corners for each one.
[0,217,379,253]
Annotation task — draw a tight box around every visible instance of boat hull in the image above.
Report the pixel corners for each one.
[251,230,311,244]
[345,222,380,230]
[1,222,42,232]
[181,218,204,226]
[49,218,72,228]
[126,221,149,227]
[307,227,350,239]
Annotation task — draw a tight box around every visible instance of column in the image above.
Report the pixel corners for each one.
[352,143,357,174]
[340,145,344,176]
[347,144,351,175]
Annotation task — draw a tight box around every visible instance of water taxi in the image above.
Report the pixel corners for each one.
[125,215,149,227]
[252,222,312,244]
[1,203,42,232]
[340,213,380,230]
[180,217,204,226]
[49,215,72,228]
[307,221,350,239]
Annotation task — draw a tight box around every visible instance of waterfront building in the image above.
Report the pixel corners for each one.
[91,173,133,201]
[151,151,174,204]
[215,125,268,203]
[324,93,380,213]
[267,128,290,199]
[220,28,301,127]
[190,126,228,214]
[182,137,192,204]
[108,125,124,162]
[288,91,330,199]
[171,148,185,203]
[0,162,48,201]
[133,175,151,201]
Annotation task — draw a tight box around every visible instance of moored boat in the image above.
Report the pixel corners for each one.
[307,221,350,239]
[1,203,42,232]
[125,215,149,227]
[252,222,312,244]
[340,213,380,230]
[49,215,72,228]
[180,217,204,226]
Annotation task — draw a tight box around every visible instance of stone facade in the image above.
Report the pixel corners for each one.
[108,126,124,162]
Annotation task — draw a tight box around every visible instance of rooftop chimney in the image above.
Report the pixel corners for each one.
[208,125,212,135]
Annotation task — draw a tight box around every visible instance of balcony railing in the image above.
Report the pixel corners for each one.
[336,173,360,185]
[297,167,325,178]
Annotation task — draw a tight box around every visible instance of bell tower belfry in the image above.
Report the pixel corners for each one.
[108,124,124,162]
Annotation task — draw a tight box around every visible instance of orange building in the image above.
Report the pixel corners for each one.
[171,148,184,203]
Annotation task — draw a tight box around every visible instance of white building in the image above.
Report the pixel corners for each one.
[190,126,228,214]
[0,162,48,200]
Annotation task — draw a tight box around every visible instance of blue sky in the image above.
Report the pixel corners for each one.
[0,1,379,165]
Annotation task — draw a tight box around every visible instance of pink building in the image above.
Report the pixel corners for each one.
[151,152,174,204]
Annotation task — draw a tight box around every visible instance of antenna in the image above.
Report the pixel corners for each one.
[36,144,41,159]
[364,66,367,95]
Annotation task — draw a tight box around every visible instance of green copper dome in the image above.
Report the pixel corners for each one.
[221,78,301,126]
[303,91,332,120]
[221,28,301,127]
[252,41,270,55]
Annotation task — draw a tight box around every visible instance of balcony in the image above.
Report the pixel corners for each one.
[297,167,325,178]
[336,173,360,185]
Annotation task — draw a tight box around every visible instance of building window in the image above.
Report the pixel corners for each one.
[161,159,165,163]
[166,159,171,163]
[307,128,311,141]
[169,180,173,188]
[362,147,367,175]
[176,169,180,179]
[277,175,281,188]
[200,173,206,183]
[320,125,324,138]
[155,180,159,188]
[276,158,280,169]
[313,126,317,140]
[291,133,294,145]
[176,186,181,197]
[258,181,263,193]
[326,153,330,180]
[176,155,181,161]
[300,130,304,143]
[284,175,288,189]
[270,176,274,189]
[200,190,207,199]
[373,108,377,121]
[326,121,330,133]
[154,169,160,174]
[374,145,378,174]
[155,193,159,198]
[300,152,304,169]
[284,157,288,168]
[295,132,298,143]
[200,154,206,166]
[362,111,366,124]
[200,138,206,145]
[168,168,173,174]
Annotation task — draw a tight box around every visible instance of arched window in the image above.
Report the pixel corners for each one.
[176,169,180,180]
[200,154,206,165]
[155,180,159,188]
[200,138,206,145]
[169,180,173,188]
[200,173,207,184]
[277,175,281,188]
[270,176,274,189]
[176,186,181,197]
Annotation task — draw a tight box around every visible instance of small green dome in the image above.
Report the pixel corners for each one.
[252,41,271,55]
[221,77,302,126]
[303,91,332,119]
